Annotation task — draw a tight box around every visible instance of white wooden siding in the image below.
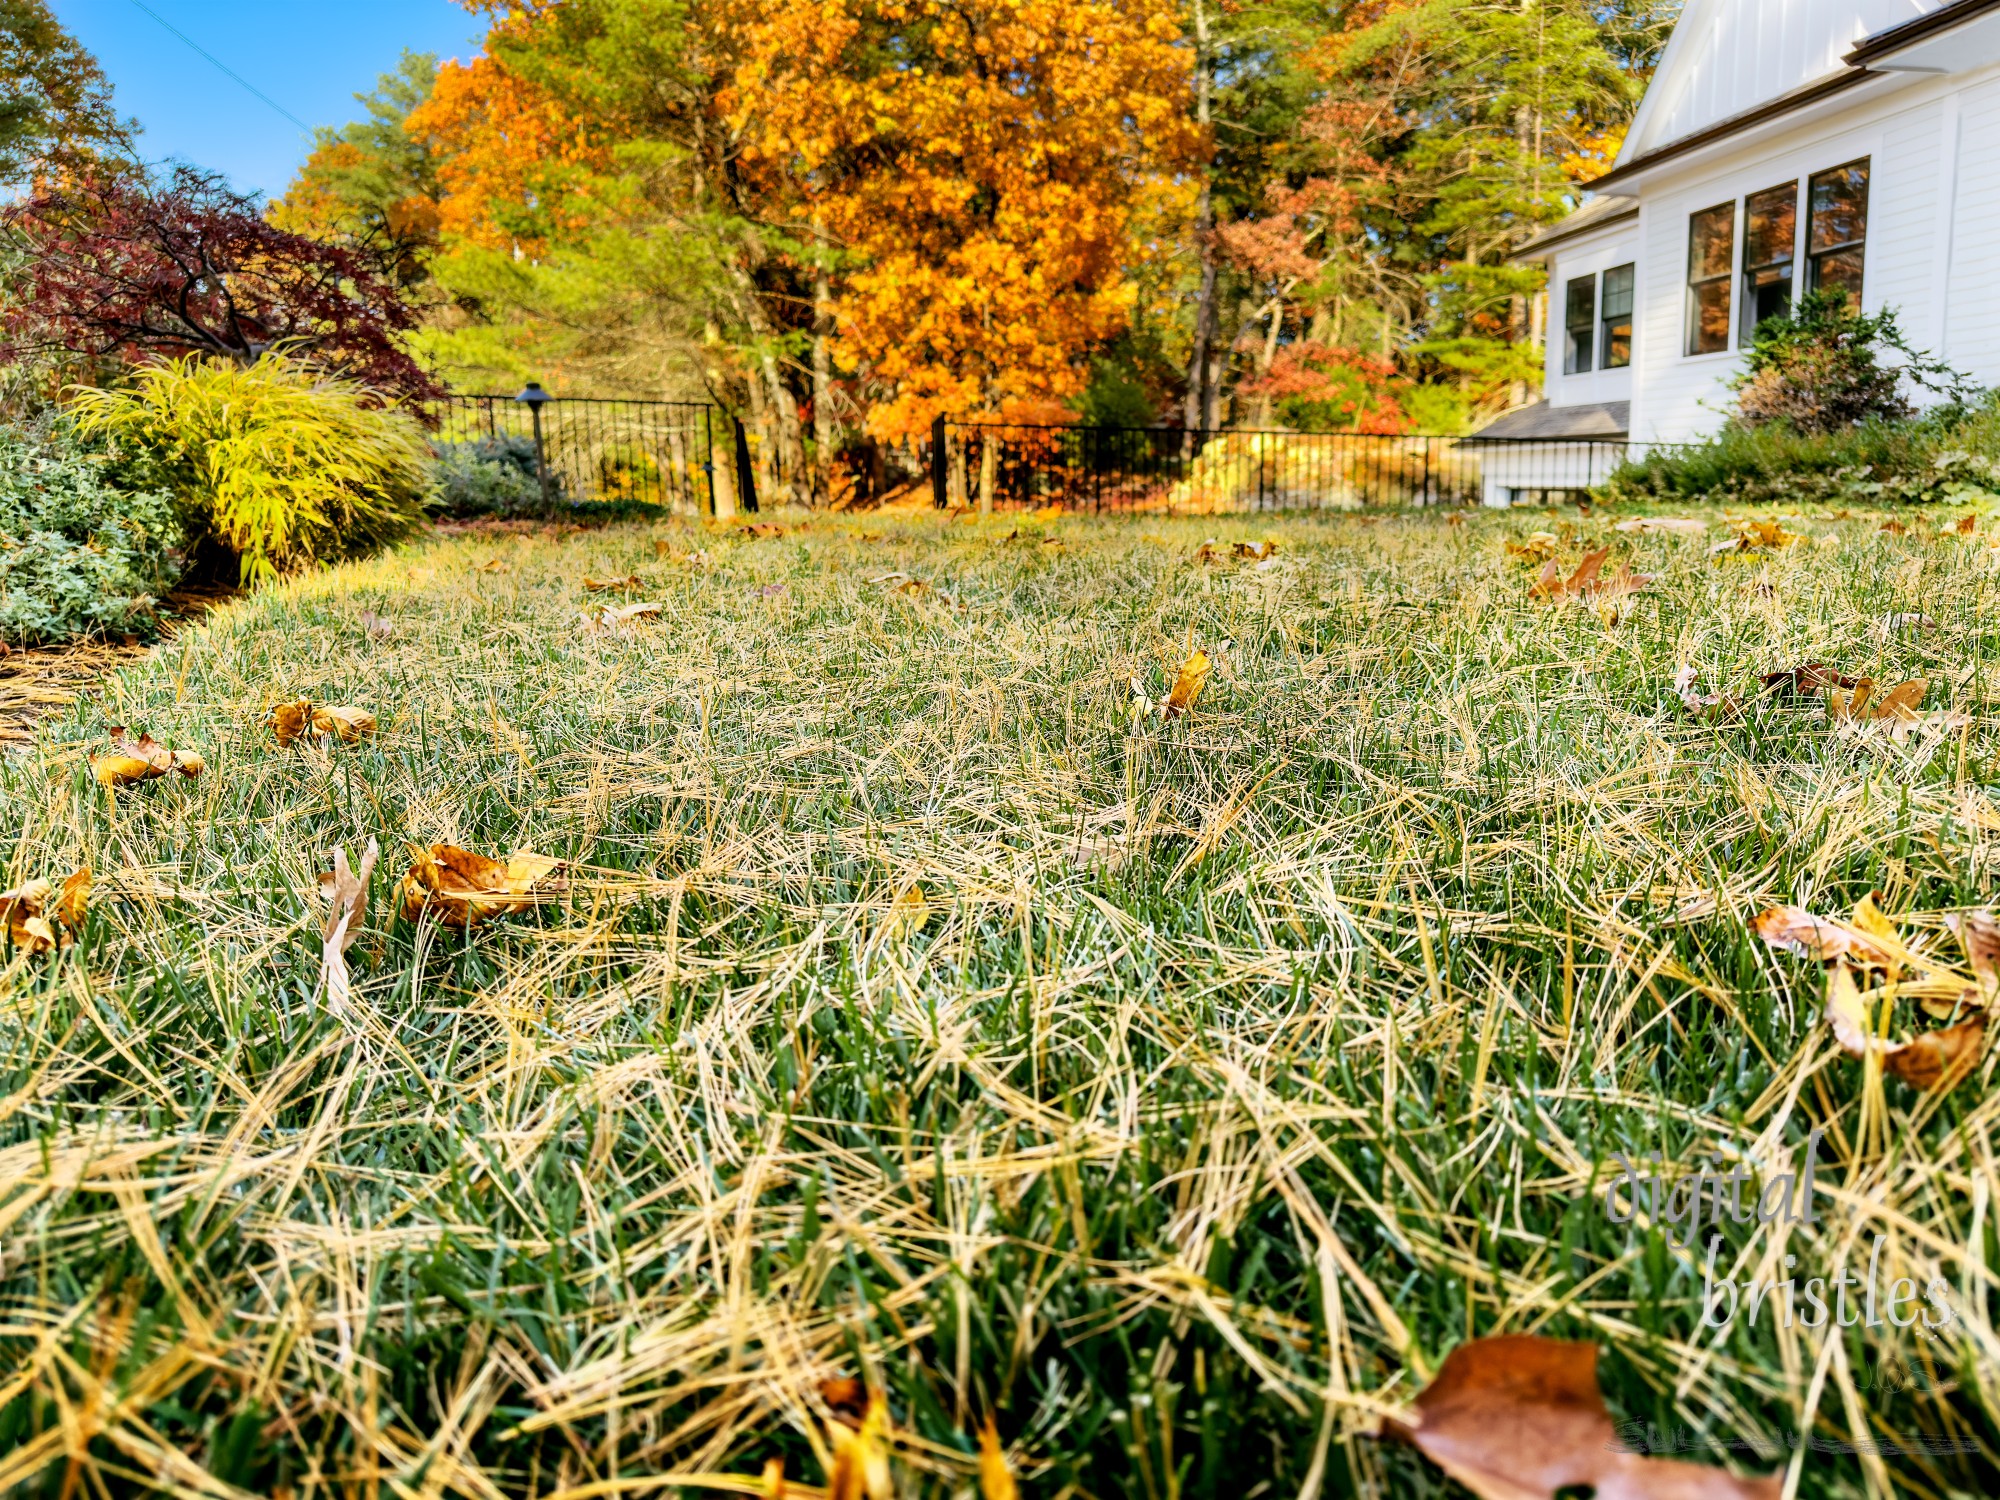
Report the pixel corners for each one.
[1628,0,1942,161]
[1939,76,2000,377]
[1617,67,2000,444]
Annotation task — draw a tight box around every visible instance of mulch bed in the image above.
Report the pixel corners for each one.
[0,582,238,746]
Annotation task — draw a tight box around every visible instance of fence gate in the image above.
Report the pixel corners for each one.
[437,395,749,514]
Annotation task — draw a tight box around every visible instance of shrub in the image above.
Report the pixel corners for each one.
[0,421,178,646]
[1601,396,2000,509]
[1732,290,1970,434]
[69,354,434,581]
[433,433,555,518]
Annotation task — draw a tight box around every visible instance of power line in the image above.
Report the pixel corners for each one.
[124,0,313,137]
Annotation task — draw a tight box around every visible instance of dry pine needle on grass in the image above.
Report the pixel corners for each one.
[1,505,1998,1496]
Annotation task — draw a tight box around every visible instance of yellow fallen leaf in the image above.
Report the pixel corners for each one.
[978,1417,1018,1500]
[55,868,90,931]
[273,699,377,747]
[396,844,563,929]
[1614,516,1707,536]
[92,728,203,787]
[1506,531,1562,563]
[0,878,55,954]
[1164,650,1211,718]
[1232,540,1278,560]
[583,574,643,593]
[478,558,511,574]
[826,1393,893,1500]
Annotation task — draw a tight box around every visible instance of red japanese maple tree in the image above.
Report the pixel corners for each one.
[1,165,439,403]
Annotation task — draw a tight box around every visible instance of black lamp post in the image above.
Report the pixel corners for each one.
[514,381,554,509]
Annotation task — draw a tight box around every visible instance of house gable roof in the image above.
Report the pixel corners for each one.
[1618,2,1948,169]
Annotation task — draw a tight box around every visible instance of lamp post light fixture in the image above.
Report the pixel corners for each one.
[514,381,555,509]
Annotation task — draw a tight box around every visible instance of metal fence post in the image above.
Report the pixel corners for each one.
[932,415,948,508]
[734,418,759,514]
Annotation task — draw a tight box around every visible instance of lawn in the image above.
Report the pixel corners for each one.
[3,505,1999,1499]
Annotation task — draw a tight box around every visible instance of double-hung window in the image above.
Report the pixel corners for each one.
[1808,160,1869,305]
[1600,264,1634,369]
[1564,276,1597,374]
[1686,203,1735,355]
[1740,182,1798,343]
[1683,157,1870,358]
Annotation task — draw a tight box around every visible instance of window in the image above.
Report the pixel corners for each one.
[1740,181,1798,343]
[1564,275,1597,374]
[1808,159,1869,306]
[1600,263,1634,369]
[1686,202,1734,355]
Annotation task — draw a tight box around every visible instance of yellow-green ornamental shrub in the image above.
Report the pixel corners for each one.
[70,354,434,581]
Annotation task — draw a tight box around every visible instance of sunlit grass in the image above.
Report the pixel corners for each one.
[3,503,1999,1498]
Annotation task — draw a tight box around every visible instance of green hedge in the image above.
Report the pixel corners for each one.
[0,423,179,647]
[1602,399,2000,508]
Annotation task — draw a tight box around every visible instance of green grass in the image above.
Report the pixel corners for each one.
[4,504,2000,1498]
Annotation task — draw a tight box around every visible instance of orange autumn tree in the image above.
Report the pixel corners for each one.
[727,0,1196,503]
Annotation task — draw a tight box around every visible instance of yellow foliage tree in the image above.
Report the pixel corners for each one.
[726,0,1197,443]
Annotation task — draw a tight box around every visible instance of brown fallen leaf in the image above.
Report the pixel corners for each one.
[1531,548,1653,603]
[92,728,203,787]
[1446,512,1466,528]
[818,1377,869,1426]
[1828,677,1930,739]
[1164,650,1211,717]
[1672,666,1743,722]
[1956,514,1979,535]
[1752,904,1901,968]
[272,700,377,747]
[1874,611,1937,639]
[1948,909,2000,987]
[1880,519,1908,536]
[396,844,563,929]
[582,601,664,637]
[1614,515,1707,536]
[1532,546,1606,598]
[583,574,642,593]
[1233,540,1278,561]
[746,522,785,539]
[1192,539,1225,564]
[478,558,511,574]
[1825,962,1986,1089]
[1381,1334,1779,1500]
[1759,663,1858,698]
[1,868,90,955]
[319,839,379,1009]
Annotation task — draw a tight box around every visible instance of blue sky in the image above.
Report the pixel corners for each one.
[50,0,485,200]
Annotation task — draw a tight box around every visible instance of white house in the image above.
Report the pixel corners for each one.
[1474,0,2000,505]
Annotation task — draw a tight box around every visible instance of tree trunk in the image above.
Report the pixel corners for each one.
[1183,0,1218,436]
[811,250,836,506]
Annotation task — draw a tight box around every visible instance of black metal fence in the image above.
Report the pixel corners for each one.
[436,394,739,513]
[928,419,1675,513]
